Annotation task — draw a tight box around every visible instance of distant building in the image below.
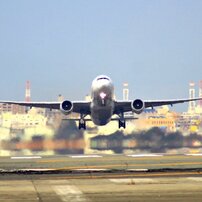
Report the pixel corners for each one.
[187,80,202,114]
[134,116,176,132]
[177,110,202,134]
[188,81,196,113]
[123,83,129,100]
[0,104,25,114]
[0,112,47,129]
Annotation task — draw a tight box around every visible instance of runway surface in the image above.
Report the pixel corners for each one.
[1,153,202,201]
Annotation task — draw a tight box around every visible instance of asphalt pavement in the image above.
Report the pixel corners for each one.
[0,154,202,201]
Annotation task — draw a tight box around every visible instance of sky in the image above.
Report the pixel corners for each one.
[0,0,202,111]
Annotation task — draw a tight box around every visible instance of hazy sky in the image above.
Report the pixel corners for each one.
[0,0,202,111]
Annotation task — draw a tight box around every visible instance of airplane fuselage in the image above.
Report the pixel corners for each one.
[90,75,115,126]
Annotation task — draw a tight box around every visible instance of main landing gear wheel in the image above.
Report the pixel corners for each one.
[79,122,86,130]
[119,120,126,129]
[118,112,126,129]
[79,113,87,130]
[79,120,86,130]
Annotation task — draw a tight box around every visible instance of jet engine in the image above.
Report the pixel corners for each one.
[131,99,145,114]
[60,100,73,115]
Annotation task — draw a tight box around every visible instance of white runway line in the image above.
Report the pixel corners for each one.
[127,154,163,157]
[69,155,103,158]
[11,156,42,159]
[21,168,55,171]
[185,154,202,156]
[110,178,156,184]
[127,169,148,172]
[187,177,202,182]
[48,180,71,185]
[74,169,109,171]
[53,185,89,202]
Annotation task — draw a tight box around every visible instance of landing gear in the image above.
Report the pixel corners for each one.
[78,114,86,130]
[119,119,126,128]
[118,112,126,129]
[79,120,86,130]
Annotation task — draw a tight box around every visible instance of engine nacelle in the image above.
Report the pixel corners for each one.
[60,100,73,115]
[131,99,145,114]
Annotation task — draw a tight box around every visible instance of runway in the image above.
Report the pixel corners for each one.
[1,153,202,172]
[0,154,202,201]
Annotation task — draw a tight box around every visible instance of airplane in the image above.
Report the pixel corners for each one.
[0,75,201,130]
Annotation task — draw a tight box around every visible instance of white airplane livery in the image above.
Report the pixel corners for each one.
[0,75,201,129]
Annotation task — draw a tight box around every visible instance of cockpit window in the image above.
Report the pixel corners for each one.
[97,77,109,81]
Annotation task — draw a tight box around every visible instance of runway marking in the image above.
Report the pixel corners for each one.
[185,154,202,156]
[74,169,109,171]
[53,185,89,202]
[48,180,71,184]
[127,169,148,171]
[127,154,163,157]
[110,178,156,183]
[21,168,55,171]
[69,155,103,158]
[11,156,42,159]
[187,177,202,182]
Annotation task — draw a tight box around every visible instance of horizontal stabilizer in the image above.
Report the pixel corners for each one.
[62,118,92,122]
[62,116,138,122]
[111,117,138,121]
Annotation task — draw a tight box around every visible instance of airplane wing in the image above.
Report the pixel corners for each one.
[0,101,61,109]
[144,98,202,108]
[1,97,201,115]
[114,97,202,114]
[0,100,91,114]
